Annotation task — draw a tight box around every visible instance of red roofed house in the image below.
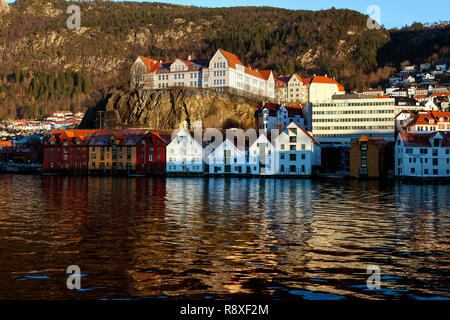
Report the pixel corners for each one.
[404,111,450,133]
[395,131,450,177]
[131,49,275,99]
[308,75,346,103]
[44,130,96,171]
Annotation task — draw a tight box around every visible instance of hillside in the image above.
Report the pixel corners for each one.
[0,0,449,120]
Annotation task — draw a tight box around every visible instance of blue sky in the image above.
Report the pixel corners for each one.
[5,0,450,29]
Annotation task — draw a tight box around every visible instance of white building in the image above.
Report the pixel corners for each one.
[208,138,247,174]
[166,129,204,173]
[274,122,321,175]
[256,103,305,132]
[308,75,345,103]
[131,49,275,99]
[307,95,396,143]
[395,132,450,177]
[248,133,276,175]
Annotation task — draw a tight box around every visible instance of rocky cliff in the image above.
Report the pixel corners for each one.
[79,88,261,130]
[0,0,9,14]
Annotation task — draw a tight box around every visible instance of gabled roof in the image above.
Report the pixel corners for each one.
[405,111,450,128]
[218,49,244,69]
[258,70,273,80]
[138,56,159,72]
[285,122,320,145]
[399,132,450,147]
[310,76,345,91]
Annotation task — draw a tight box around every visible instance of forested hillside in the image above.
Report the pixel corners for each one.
[0,0,449,120]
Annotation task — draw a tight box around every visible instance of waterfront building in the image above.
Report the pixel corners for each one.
[256,102,305,131]
[307,95,396,143]
[87,129,147,173]
[273,122,321,175]
[208,138,247,174]
[166,129,205,174]
[395,131,450,178]
[131,48,275,99]
[350,135,386,178]
[248,133,276,175]
[43,130,96,171]
[136,131,170,175]
[0,141,14,163]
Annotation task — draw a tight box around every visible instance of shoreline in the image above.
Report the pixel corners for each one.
[1,169,449,184]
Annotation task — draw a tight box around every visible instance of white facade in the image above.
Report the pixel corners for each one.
[308,96,396,143]
[274,123,321,175]
[395,132,450,177]
[132,49,275,99]
[248,134,276,175]
[166,129,204,173]
[308,76,345,103]
[257,104,305,132]
[208,138,247,174]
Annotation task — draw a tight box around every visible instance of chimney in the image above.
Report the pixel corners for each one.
[188,55,192,61]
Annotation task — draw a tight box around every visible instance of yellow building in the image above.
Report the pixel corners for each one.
[88,130,146,172]
[350,135,386,178]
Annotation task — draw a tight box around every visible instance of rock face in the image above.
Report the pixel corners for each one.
[0,0,10,14]
[80,88,261,130]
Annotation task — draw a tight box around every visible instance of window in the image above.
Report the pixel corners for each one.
[289,154,296,161]
[290,145,296,151]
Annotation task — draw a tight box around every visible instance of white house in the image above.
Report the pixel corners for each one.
[274,122,321,175]
[256,102,305,132]
[248,133,276,175]
[208,138,247,174]
[395,132,450,177]
[166,129,204,173]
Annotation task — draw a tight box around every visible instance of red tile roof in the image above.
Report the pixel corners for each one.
[405,111,450,128]
[311,76,345,91]
[244,66,263,79]
[219,49,243,69]
[258,70,273,80]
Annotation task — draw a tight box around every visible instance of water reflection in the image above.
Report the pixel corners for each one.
[0,175,448,299]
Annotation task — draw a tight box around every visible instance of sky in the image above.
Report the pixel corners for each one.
[5,0,450,29]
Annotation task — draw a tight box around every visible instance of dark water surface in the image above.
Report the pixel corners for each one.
[0,174,449,300]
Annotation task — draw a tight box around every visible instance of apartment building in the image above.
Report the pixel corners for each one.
[307,95,396,143]
[43,129,96,171]
[275,74,309,103]
[350,135,386,178]
[395,132,450,178]
[131,48,275,99]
